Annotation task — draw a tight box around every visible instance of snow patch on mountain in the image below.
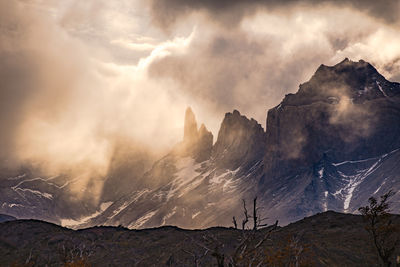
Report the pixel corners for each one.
[334,151,391,211]
[128,210,157,229]
[109,190,150,219]
[2,203,24,208]
[12,187,53,200]
[209,168,241,193]
[162,206,177,225]
[373,178,387,195]
[192,211,201,219]
[61,201,113,228]
[323,191,328,212]
[376,81,389,97]
[7,174,27,180]
[167,157,203,200]
[318,168,324,179]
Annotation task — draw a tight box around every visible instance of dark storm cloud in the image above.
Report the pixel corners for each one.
[147,2,400,128]
[148,27,332,124]
[149,0,400,28]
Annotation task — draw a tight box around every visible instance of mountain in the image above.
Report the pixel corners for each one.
[77,108,265,229]
[0,141,157,226]
[68,59,400,229]
[0,168,97,223]
[0,58,399,229]
[1,212,399,266]
[264,58,400,177]
[0,214,16,223]
[259,58,400,223]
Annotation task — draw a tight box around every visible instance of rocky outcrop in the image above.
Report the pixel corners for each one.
[0,214,16,223]
[196,123,213,162]
[256,59,400,224]
[175,107,213,163]
[183,107,198,144]
[213,110,266,171]
[264,59,400,178]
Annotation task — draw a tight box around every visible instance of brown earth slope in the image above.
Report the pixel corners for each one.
[1,211,399,266]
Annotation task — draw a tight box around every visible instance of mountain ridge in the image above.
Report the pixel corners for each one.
[1,58,400,229]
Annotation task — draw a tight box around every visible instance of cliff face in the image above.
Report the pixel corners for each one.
[213,110,266,172]
[73,108,266,229]
[256,59,400,223]
[183,107,198,144]
[175,107,213,163]
[264,59,400,178]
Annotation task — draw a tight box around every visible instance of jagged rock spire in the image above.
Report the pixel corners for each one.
[178,107,213,162]
[213,110,266,171]
[183,107,198,144]
[196,123,213,162]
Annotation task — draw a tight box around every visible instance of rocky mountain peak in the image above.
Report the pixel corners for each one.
[213,110,266,171]
[175,107,213,162]
[264,59,400,178]
[310,58,380,92]
[281,59,400,108]
[198,123,208,135]
[196,123,213,162]
[183,107,198,144]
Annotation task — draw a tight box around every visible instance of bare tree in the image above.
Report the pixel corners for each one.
[242,199,249,230]
[232,216,238,229]
[58,239,95,267]
[264,231,315,267]
[227,197,278,266]
[359,190,399,267]
[241,197,269,231]
[181,196,278,266]
[253,197,258,231]
[252,197,269,230]
[228,221,278,266]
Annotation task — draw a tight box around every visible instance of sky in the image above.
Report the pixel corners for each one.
[1,0,400,181]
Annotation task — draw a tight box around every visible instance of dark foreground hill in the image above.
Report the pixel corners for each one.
[1,211,399,266]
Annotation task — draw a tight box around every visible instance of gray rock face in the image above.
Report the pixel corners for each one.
[259,59,400,223]
[196,123,213,162]
[213,110,266,172]
[0,170,98,224]
[0,214,16,223]
[175,107,214,163]
[183,107,198,144]
[80,108,264,229]
[264,58,400,178]
[0,143,157,226]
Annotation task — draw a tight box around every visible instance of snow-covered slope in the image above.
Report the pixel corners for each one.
[74,109,265,229]
[0,171,97,223]
[81,155,260,229]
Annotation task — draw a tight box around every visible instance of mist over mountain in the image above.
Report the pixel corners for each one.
[1,59,399,229]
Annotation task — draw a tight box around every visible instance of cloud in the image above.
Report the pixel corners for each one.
[329,93,375,142]
[148,7,400,128]
[148,0,400,29]
[331,27,400,81]
[0,1,191,202]
[1,0,400,205]
[0,1,116,202]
